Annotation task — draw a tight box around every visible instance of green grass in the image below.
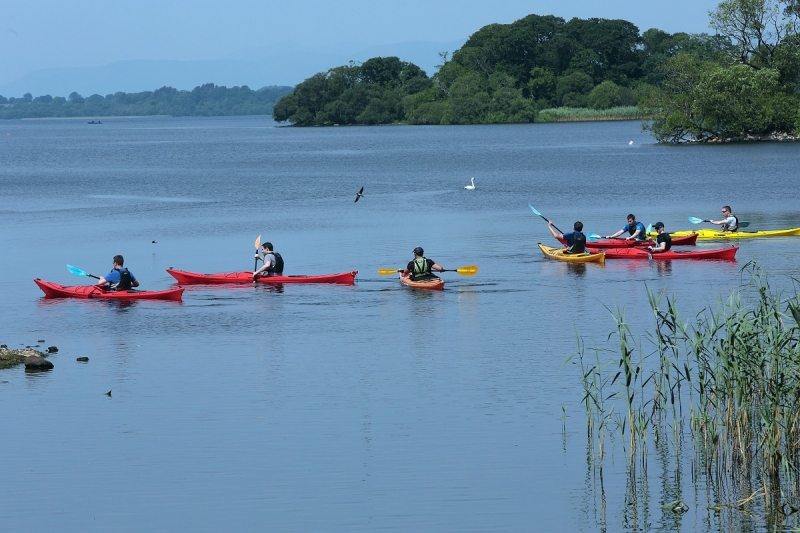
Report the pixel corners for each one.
[537,106,646,122]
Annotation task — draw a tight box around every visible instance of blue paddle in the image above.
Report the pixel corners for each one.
[528,204,564,234]
[66,264,101,280]
[688,216,750,228]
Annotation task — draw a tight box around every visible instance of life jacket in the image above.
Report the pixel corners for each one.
[724,215,739,232]
[566,232,587,254]
[411,257,431,279]
[114,268,133,290]
[267,252,284,274]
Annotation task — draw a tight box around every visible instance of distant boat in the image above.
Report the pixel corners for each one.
[87,120,102,124]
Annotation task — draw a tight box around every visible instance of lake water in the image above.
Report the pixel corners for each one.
[1,116,799,532]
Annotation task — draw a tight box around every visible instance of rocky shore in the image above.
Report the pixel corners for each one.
[0,344,57,370]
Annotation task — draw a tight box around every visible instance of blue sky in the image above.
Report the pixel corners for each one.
[1,0,722,88]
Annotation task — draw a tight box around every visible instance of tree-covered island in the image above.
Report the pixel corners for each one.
[3,0,799,143]
[0,84,292,120]
[274,0,800,143]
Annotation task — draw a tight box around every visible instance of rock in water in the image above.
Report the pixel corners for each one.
[24,355,54,370]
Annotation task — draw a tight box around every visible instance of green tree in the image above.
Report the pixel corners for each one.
[692,65,783,137]
[641,53,711,142]
[587,80,623,109]
[710,0,800,66]
[556,71,594,106]
[443,71,490,124]
[527,67,557,107]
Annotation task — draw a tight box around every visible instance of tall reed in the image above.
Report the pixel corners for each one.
[581,264,800,523]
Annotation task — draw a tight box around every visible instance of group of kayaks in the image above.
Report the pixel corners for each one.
[32,220,800,299]
[539,224,800,265]
[34,268,359,301]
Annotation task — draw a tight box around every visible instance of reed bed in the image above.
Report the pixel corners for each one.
[579,263,800,525]
[537,106,645,122]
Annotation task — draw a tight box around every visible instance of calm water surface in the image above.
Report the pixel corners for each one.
[1,116,799,532]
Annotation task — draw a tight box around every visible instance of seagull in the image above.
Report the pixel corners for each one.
[354,186,365,203]
[464,177,476,190]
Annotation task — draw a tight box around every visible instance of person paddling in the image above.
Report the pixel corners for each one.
[647,222,672,254]
[96,254,139,290]
[253,242,284,279]
[546,220,587,254]
[605,213,646,241]
[401,247,445,281]
[709,205,739,232]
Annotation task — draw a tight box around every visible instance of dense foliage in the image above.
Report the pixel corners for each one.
[273,15,726,128]
[275,4,800,142]
[641,0,800,141]
[0,84,292,119]
[272,57,431,125]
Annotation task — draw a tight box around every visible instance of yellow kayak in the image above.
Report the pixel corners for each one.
[648,227,800,239]
[538,243,606,264]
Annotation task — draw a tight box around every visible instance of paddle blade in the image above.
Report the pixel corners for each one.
[254,234,261,250]
[528,204,542,217]
[587,233,602,241]
[377,268,401,275]
[454,265,479,276]
[688,216,705,224]
[66,264,89,277]
[646,224,654,233]
[739,221,750,228]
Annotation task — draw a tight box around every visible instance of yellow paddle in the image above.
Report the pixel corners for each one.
[253,234,262,272]
[377,265,479,276]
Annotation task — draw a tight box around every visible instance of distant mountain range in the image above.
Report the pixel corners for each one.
[0,39,466,98]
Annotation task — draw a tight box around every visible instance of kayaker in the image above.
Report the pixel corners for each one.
[605,214,646,241]
[253,242,284,279]
[709,205,739,232]
[547,220,587,254]
[96,255,139,290]
[402,247,445,281]
[648,222,672,253]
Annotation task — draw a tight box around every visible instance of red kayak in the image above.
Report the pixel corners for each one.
[587,246,738,260]
[34,279,184,300]
[166,268,357,285]
[558,233,698,249]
